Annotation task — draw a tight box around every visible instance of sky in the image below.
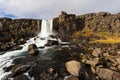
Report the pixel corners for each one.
[0,0,120,19]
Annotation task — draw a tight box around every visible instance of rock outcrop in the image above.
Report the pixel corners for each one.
[0,18,41,51]
[53,11,120,41]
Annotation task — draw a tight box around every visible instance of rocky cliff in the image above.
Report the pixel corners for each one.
[53,11,120,41]
[0,18,41,51]
[0,11,120,51]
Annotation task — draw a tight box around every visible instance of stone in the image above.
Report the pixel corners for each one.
[69,76,79,80]
[14,75,29,80]
[28,44,37,51]
[65,60,81,76]
[116,58,120,65]
[10,64,30,77]
[96,67,114,80]
[85,58,99,67]
[45,40,59,46]
[28,44,39,55]
[28,49,39,55]
[92,48,102,57]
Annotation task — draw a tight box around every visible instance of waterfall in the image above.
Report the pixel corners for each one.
[37,20,40,32]
[38,20,53,38]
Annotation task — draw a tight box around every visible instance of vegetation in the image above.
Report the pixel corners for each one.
[71,30,120,44]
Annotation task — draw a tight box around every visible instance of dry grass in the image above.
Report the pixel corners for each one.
[95,38,120,44]
[71,30,120,44]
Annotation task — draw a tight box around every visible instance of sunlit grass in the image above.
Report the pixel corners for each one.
[95,38,120,44]
[71,30,120,44]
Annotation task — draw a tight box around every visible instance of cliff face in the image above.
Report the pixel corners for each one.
[53,11,120,41]
[0,18,41,51]
[0,11,120,51]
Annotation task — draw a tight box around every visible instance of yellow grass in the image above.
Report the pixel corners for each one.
[95,38,120,44]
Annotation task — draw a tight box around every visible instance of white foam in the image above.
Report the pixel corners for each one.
[0,72,11,80]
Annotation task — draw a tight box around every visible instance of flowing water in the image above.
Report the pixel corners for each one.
[0,19,54,80]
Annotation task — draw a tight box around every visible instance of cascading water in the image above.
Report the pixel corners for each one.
[0,19,54,80]
[38,20,53,38]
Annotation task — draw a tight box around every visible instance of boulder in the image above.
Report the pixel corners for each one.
[10,64,30,77]
[92,48,102,57]
[28,44,37,51]
[65,60,81,76]
[28,44,39,55]
[28,49,39,55]
[96,67,114,80]
[14,75,29,80]
[45,40,59,46]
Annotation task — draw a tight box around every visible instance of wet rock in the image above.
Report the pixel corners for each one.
[10,64,30,77]
[14,75,29,80]
[28,49,39,55]
[28,44,39,55]
[65,60,81,76]
[3,65,14,72]
[45,40,59,46]
[28,44,37,51]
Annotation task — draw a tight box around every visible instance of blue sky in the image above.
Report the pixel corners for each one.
[0,0,120,19]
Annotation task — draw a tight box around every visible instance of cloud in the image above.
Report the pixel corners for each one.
[0,0,120,19]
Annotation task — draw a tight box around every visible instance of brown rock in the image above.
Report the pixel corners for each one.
[69,76,79,80]
[96,67,114,80]
[14,75,29,80]
[28,44,39,55]
[65,60,81,76]
[92,48,102,57]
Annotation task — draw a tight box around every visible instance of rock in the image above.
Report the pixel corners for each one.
[117,65,120,72]
[116,58,120,65]
[96,67,114,80]
[69,76,79,80]
[10,64,30,77]
[113,73,120,80]
[28,44,39,55]
[85,58,99,67]
[28,44,37,51]
[14,75,29,80]
[28,49,39,55]
[45,40,59,46]
[65,60,81,76]
[92,48,102,57]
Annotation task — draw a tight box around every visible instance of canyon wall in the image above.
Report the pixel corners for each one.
[0,18,41,51]
[53,11,120,41]
[0,11,120,51]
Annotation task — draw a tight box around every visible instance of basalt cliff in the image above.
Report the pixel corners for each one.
[0,11,120,51]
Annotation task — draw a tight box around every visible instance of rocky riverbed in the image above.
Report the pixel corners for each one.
[2,40,120,80]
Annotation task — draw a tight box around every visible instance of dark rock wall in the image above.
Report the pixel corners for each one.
[0,18,41,42]
[0,11,120,50]
[53,11,120,41]
[0,18,41,51]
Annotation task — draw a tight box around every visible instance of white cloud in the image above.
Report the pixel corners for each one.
[0,0,120,19]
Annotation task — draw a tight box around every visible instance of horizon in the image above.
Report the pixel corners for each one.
[0,0,120,19]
